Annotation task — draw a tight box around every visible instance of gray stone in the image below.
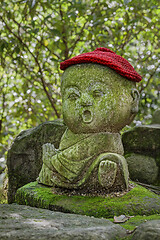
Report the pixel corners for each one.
[126,153,159,184]
[122,124,160,184]
[7,120,66,203]
[122,125,160,156]
[38,63,138,194]
[0,204,127,240]
[132,220,160,240]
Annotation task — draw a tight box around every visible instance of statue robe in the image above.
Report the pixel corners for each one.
[38,128,125,189]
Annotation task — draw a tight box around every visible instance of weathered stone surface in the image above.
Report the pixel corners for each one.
[122,124,160,184]
[61,64,138,134]
[126,153,159,184]
[122,125,160,156]
[0,204,127,240]
[39,63,139,194]
[7,120,66,203]
[132,220,160,240]
[15,181,160,218]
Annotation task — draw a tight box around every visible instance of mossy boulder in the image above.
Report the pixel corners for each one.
[15,181,160,218]
[132,220,160,240]
[122,123,160,185]
[125,153,159,184]
[122,125,160,156]
[7,120,66,203]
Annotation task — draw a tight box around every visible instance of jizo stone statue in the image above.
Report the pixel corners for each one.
[38,48,142,195]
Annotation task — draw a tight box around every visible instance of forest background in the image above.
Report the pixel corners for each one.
[0,0,160,163]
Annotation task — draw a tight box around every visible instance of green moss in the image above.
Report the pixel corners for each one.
[0,188,7,204]
[15,181,160,218]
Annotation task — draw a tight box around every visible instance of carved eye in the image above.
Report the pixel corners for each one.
[68,93,79,100]
[93,90,104,98]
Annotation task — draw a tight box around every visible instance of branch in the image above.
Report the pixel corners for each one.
[0,16,60,118]
[0,88,6,134]
[69,2,100,58]
[68,21,89,58]
[34,56,60,118]
[139,64,160,93]
[59,4,69,60]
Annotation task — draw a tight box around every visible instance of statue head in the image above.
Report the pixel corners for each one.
[60,48,142,134]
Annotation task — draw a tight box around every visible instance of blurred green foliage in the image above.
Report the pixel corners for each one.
[0,0,160,160]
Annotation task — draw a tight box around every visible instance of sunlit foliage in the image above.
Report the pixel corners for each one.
[0,0,160,159]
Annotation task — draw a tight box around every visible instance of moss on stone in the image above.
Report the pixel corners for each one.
[0,188,7,204]
[61,63,136,133]
[15,181,160,218]
[7,120,66,203]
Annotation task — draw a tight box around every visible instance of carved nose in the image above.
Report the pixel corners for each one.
[80,93,93,107]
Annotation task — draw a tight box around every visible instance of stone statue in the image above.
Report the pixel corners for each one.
[38,48,142,194]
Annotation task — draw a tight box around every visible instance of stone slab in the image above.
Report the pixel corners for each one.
[0,204,127,240]
[122,125,160,156]
[15,181,160,218]
[122,124,160,185]
[7,120,66,203]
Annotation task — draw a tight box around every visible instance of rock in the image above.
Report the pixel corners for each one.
[122,125,160,156]
[0,204,127,240]
[125,153,159,184]
[15,181,160,218]
[132,220,160,240]
[7,120,66,203]
[122,124,160,184]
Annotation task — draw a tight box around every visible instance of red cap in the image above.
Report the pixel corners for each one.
[60,47,142,82]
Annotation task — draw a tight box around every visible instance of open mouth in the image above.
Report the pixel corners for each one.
[82,110,93,123]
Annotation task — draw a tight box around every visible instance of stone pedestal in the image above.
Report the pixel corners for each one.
[15,181,160,218]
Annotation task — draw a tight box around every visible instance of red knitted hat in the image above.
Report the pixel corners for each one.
[60,47,142,82]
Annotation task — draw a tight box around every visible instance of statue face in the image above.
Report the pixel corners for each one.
[61,63,137,133]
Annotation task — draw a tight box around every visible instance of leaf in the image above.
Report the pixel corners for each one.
[43,40,49,47]
[114,215,134,223]
[0,0,160,160]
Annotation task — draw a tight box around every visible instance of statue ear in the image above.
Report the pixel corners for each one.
[131,88,140,114]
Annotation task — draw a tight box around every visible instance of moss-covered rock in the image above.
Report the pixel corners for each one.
[15,181,160,218]
[125,153,159,184]
[122,125,160,156]
[7,120,66,203]
[0,188,7,204]
[122,123,160,185]
[132,219,160,240]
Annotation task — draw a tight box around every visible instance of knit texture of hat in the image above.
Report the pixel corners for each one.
[60,47,142,82]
